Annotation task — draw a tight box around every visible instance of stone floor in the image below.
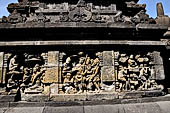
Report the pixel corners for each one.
[0,101,170,113]
[1,95,170,113]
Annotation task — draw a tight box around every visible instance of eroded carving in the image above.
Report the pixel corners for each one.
[0,0,155,25]
[5,53,46,94]
[58,51,164,94]
[61,52,101,94]
[116,53,163,92]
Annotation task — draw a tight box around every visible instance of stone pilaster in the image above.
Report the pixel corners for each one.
[101,51,115,82]
[43,51,59,83]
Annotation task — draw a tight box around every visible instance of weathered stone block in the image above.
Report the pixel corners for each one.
[49,84,59,94]
[9,102,45,107]
[21,94,49,102]
[0,52,4,84]
[43,51,59,83]
[43,67,59,83]
[0,95,16,102]
[0,108,8,113]
[103,51,114,66]
[156,16,170,26]
[156,101,170,113]
[45,101,83,107]
[119,91,145,99]
[43,106,84,113]
[101,66,115,82]
[0,102,8,108]
[84,105,121,113]
[154,65,165,80]
[86,93,118,101]
[152,51,163,65]
[50,94,86,101]
[144,90,163,97]
[6,107,44,113]
[48,51,59,66]
[123,103,161,113]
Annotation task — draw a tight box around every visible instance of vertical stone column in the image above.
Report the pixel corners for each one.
[151,51,165,80]
[0,52,4,84]
[101,51,115,82]
[43,51,59,94]
[58,52,65,94]
[157,3,164,16]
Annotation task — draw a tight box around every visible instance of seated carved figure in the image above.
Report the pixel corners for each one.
[29,64,46,90]
[7,55,23,89]
[9,55,19,72]
[63,73,75,94]
[22,68,32,85]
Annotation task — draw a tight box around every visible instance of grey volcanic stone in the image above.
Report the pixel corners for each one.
[0,95,16,102]
[43,106,84,113]
[6,107,44,113]
[0,108,8,113]
[123,103,161,113]
[21,94,49,102]
[9,102,45,107]
[50,94,86,101]
[156,101,170,113]
[119,91,145,99]
[86,93,118,101]
[84,104,125,113]
[1,101,170,113]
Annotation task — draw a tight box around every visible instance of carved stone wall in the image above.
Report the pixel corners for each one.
[0,47,166,102]
[0,0,154,26]
[40,50,164,94]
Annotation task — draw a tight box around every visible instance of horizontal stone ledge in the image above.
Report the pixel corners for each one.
[0,23,167,30]
[1,94,170,109]
[2,101,170,113]
[0,40,166,46]
[164,28,170,37]
[5,94,170,107]
[0,22,136,29]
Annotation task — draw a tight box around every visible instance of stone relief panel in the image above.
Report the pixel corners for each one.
[114,51,164,92]
[0,50,165,95]
[59,51,164,94]
[4,53,46,94]
[60,52,101,94]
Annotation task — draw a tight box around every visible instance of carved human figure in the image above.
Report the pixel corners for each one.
[91,58,101,92]
[30,64,46,89]
[138,67,150,90]
[23,68,31,85]
[117,65,128,92]
[63,73,75,94]
[7,55,23,89]
[129,73,139,91]
[9,55,19,71]
[128,55,138,68]
[61,52,103,94]
[73,57,86,93]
